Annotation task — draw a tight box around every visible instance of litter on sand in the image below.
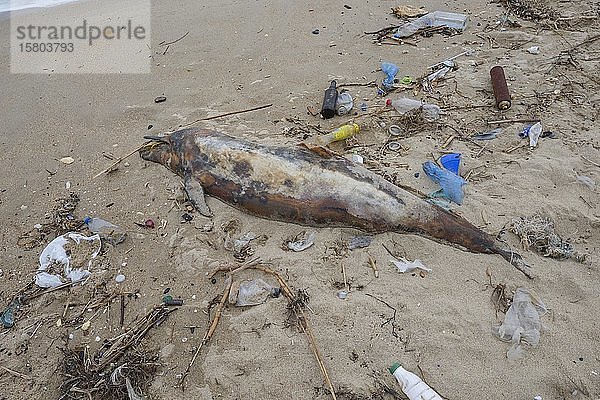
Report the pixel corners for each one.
[35,232,101,288]
[422,161,466,205]
[492,287,547,360]
[287,231,316,252]
[391,258,431,273]
[511,215,587,262]
[228,278,281,306]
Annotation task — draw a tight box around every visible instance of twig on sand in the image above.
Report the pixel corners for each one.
[338,80,377,88]
[180,103,273,128]
[367,253,379,278]
[0,365,32,381]
[92,144,146,179]
[180,277,232,388]
[581,155,600,168]
[158,31,189,46]
[364,293,399,338]
[487,118,540,125]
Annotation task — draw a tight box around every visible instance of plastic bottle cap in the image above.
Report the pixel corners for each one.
[388,362,401,374]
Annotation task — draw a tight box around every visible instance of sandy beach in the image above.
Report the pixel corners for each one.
[0,0,599,399]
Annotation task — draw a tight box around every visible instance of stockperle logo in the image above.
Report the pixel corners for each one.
[10,0,151,73]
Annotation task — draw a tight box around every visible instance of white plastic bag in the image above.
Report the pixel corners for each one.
[35,232,101,288]
[492,287,547,360]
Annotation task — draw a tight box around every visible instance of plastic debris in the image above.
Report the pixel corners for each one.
[388,125,403,136]
[389,97,442,122]
[115,274,126,283]
[337,290,348,300]
[422,161,466,205]
[35,232,101,288]
[389,362,443,400]
[232,232,258,253]
[348,235,372,250]
[1,298,21,328]
[391,258,431,273]
[394,11,468,38]
[527,122,543,147]
[492,288,547,360]
[84,216,127,245]
[287,231,315,252]
[229,278,281,306]
[335,92,354,115]
[527,46,540,54]
[381,62,399,90]
[577,175,595,191]
[350,154,364,164]
[439,153,461,175]
[472,128,502,140]
[126,377,146,400]
[425,60,455,84]
[387,141,401,151]
[316,124,360,146]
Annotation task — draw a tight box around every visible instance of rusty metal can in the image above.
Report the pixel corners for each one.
[490,66,511,110]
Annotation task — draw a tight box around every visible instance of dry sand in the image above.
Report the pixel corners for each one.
[1,0,599,399]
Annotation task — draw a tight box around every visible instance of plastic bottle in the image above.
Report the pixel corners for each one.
[388,363,443,400]
[320,80,338,119]
[394,11,468,38]
[315,124,360,146]
[84,217,126,244]
[335,92,354,115]
[389,97,441,122]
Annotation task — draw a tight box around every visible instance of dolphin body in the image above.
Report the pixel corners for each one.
[140,128,531,278]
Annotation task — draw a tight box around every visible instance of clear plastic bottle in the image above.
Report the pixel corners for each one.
[315,123,360,146]
[389,98,441,122]
[84,217,126,245]
[389,363,443,400]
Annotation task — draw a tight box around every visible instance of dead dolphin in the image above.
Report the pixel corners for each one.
[140,128,532,278]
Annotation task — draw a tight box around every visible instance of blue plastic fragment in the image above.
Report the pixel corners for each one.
[1,298,20,328]
[381,62,399,90]
[422,161,466,205]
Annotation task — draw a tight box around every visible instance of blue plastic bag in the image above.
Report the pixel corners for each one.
[381,62,399,90]
[422,161,466,205]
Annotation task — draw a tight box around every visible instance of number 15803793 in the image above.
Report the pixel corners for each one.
[19,42,74,52]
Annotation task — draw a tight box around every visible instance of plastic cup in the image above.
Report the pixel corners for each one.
[440,153,461,174]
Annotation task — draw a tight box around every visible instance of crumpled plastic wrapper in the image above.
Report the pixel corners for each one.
[390,258,431,273]
[228,278,281,307]
[492,287,547,360]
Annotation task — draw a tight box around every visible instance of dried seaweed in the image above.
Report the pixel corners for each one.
[60,304,175,399]
[60,347,159,400]
[18,193,84,249]
[497,0,558,21]
[511,215,587,262]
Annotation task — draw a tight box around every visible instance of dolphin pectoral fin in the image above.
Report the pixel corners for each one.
[497,248,534,279]
[184,176,212,217]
